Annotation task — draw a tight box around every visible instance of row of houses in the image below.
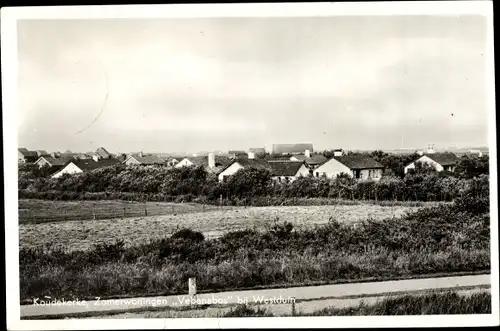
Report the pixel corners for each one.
[20,144,465,182]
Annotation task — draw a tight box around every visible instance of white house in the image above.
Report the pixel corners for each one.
[268,161,310,182]
[176,153,232,174]
[34,155,75,168]
[404,152,459,174]
[51,159,121,178]
[217,156,269,182]
[313,154,384,180]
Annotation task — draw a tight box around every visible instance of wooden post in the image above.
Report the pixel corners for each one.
[171,205,174,214]
[188,277,197,296]
[145,206,148,216]
[291,298,296,316]
[123,207,126,218]
[92,207,96,220]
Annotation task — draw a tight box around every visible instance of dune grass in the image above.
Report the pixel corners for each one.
[222,291,492,316]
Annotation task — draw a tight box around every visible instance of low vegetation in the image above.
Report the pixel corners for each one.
[19,203,418,251]
[20,190,490,301]
[221,291,492,316]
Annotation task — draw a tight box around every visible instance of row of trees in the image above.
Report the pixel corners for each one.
[19,161,489,203]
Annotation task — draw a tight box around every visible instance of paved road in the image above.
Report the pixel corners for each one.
[83,288,490,319]
[21,274,490,318]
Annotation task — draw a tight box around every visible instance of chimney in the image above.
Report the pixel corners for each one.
[305,149,311,158]
[248,151,255,159]
[333,149,343,157]
[208,152,215,168]
[427,144,435,154]
[138,151,144,157]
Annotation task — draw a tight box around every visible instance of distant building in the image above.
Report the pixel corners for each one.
[289,149,327,170]
[404,152,460,174]
[95,147,112,159]
[175,153,232,174]
[217,157,270,182]
[313,155,384,180]
[34,155,75,169]
[249,148,266,156]
[228,150,247,159]
[123,153,166,166]
[51,159,122,178]
[18,148,38,163]
[468,149,483,157]
[268,161,310,183]
[272,143,314,155]
[36,150,49,157]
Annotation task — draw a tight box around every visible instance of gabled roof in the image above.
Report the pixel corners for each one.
[18,148,38,157]
[96,147,111,158]
[37,150,48,155]
[184,155,232,167]
[35,156,70,167]
[291,154,328,165]
[71,158,122,171]
[268,161,306,177]
[272,143,313,154]
[422,152,459,166]
[219,158,270,174]
[333,155,384,170]
[127,154,165,165]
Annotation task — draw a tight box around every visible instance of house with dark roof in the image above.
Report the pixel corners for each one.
[313,154,385,180]
[289,152,327,170]
[36,150,49,157]
[95,147,112,159]
[217,157,271,182]
[272,143,313,155]
[404,152,460,174]
[175,153,232,174]
[34,155,75,169]
[18,148,39,163]
[124,153,166,166]
[267,161,310,183]
[51,159,122,178]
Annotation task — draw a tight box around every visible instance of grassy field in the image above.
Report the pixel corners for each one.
[19,203,420,251]
[18,199,226,224]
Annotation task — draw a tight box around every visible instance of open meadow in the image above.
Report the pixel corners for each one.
[19,200,422,251]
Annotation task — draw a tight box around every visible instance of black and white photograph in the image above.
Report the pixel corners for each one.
[2,1,498,329]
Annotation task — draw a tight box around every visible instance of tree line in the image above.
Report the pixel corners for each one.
[18,152,489,204]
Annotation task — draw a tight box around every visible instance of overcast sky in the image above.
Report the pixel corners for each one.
[17,15,488,154]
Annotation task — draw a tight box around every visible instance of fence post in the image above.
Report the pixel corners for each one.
[92,207,96,220]
[123,207,126,218]
[145,205,148,216]
[188,277,197,297]
[291,297,296,316]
